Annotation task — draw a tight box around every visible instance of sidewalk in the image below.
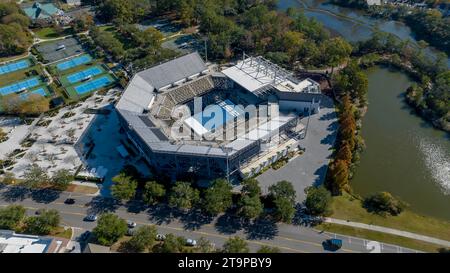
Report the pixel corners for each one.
[324,217,450,248]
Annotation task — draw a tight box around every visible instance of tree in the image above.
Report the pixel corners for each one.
[273,197,296,223]
[142,181,166,205]
[23,164,48,188]
[304,186,332,216]
[327,159,350,195]
[320,37,352,73]
[51,169,73,191]
[154,233,185,253]
[0,205,26,230]
[24,209,60,235]
[0,23,32,57]
[93,213,128,246]
[111,173,137,201]
[333,61,368,105]
[268,180,296,204]
[0,127,7,142]
[336,142,352,165]
[72,14,94,32]
[238,195,263,219]
[197,237,215,253]
[241,178,261,197]
[202,179,233,215]
[127,225,157,252]
[257,245,280,253]
[168,182,200,210]
[364,192,405,216]
[222,236,249,253]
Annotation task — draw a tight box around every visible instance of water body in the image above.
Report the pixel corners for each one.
[277,0,450,66]
[352,67,450,221]
[277,0,450,220]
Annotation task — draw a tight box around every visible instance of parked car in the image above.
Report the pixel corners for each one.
[323,239,342,251]
[156,234,166,241]
[84,214,97,222]
[64,198,75,205]
[186,239,197,247]
[127,220,136,228]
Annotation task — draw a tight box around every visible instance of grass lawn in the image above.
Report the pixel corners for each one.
[330,193,450,241]
[34,27,74,39]
[50,226,73,239]
[315,223,447,253]
[66,184,99,194]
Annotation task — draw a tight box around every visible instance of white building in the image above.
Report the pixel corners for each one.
[0,230,70,253]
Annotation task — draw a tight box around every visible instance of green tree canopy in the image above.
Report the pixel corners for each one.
[0,205,26,230]
[202,179,233,215]
[257,245,281,253]
[241,178,261,197]
[238,195,263,219]
[24,209,60,235]
[268,180,296,203]
[93,213,128,246]
[143,181,166,205]
[222,236,249,253]
[273,196,296,223]
[364,192,406,216]
[23,164,48,188]
[168,182,200,210]
[111,173,137,201]
[51,169,73,191]
[127,225,157,252]
[304,186,332,216]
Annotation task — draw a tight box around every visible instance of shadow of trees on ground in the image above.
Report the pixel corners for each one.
[87,196,121,214]
[30,188,61,204]
[1,186,30,202]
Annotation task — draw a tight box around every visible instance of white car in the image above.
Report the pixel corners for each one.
[156,234,166,241]
[186,239,197,247]
[127,220,137,228]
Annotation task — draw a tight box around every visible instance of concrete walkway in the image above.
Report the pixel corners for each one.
[324,218,450,248]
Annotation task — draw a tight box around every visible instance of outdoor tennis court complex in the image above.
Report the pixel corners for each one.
[53,54,117,99]
[0,58,50,105]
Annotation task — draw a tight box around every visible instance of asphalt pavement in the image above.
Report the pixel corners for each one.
[0,185,420,253]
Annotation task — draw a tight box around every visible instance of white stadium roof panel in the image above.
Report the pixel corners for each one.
[222,61,274,92]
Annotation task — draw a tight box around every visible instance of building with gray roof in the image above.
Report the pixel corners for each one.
[116,52,321,181]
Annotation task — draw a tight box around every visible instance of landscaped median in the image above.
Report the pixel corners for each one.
[321,193,450,251]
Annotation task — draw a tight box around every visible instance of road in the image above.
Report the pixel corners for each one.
[0,185,419,253]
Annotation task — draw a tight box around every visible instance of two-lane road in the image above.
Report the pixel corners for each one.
[0,186,419,253]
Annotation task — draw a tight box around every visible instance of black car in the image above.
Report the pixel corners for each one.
[64,198,76,205]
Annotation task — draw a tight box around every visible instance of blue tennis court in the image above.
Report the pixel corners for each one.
[0,77,40,96]
[19,88,47,100]
[74,76,113,95]
[0,60,30,75]
[193,99,244,130]
[56,55,92,71]
[66,66,103,84]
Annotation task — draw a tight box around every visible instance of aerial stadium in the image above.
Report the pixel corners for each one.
[115,52,324,181]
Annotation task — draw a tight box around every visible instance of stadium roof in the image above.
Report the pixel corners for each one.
[136,52,207,90]
[222,55,292,93]
[116,75,155,113]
